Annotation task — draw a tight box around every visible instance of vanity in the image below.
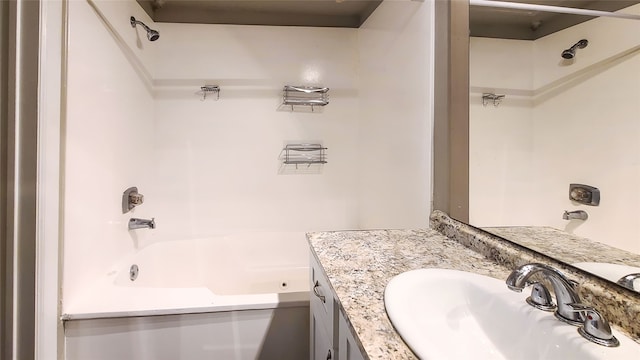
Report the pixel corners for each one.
[308,227,512,359]
[307,211,640,359]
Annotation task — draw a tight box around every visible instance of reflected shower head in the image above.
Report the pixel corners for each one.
[561,39,588,59]
[130,16,160,41]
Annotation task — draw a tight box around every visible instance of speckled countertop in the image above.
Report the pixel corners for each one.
[307,228,513,359]
[484,226,640,267]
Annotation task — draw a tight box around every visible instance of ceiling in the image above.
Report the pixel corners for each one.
[136,0,383,28]
[136,0,640,39]
[470,0,640,40]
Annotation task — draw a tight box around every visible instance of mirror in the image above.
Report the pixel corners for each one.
[468,0,640,291]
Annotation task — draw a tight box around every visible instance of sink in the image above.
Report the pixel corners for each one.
[384,268,640,360]
[572,262,640,290]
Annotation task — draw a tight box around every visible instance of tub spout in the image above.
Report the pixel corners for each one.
[129,217,155,230]
[563,210,588,220]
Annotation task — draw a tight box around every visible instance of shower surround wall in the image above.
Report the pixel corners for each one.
[63,0,156,312]
[150,24,360,242]
[470,4,640,254]
[63,0,433,315]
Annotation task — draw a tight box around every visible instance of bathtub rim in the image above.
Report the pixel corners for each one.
[61,290,309,321]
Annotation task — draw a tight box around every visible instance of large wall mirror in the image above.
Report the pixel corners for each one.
[467,0,640,291]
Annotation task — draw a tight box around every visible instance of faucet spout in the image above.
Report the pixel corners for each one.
[129,217,156,230]
[563,210,588,220]
[616,273,640,291]
[506,263,584,325]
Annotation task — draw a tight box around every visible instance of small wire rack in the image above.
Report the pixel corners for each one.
[282,85,329,111]
[281,144,327,167]
[482,93,505,106]
[199,85,220,101]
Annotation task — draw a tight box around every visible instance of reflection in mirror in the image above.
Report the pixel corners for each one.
[468,1,640,291]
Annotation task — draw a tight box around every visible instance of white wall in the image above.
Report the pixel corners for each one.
[357,0,433,229]
[470,4,640,254]
[149,24,361,242]
[63,0,156,312]
[530,5,640,254]
[469,38,536,226]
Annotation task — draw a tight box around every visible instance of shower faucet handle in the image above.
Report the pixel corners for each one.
[122,186,144,213]
[129,192,144,206]
[569,183,600,206]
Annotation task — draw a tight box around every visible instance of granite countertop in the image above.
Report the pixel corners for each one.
[484,226,640,267]
[307,228,513,359]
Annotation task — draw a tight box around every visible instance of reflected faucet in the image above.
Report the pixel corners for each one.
[617,273,640,291]
[563,210,588,221]
[506,263,584,325]
[129,217,155,230]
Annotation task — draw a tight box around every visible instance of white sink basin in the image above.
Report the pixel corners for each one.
[384,269,640,360]
[573,262,640,290]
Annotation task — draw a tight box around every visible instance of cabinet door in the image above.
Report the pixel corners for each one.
[311,305,335,360]
[310,254,336,337]
[338,312,365,360]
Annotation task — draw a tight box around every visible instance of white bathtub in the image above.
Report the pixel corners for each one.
[63,232,311,360]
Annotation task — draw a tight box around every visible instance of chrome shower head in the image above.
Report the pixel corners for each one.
[130,16,160,41]
[561,39,588,59]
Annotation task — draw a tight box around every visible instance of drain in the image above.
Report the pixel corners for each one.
[280,281,288,289]
[129,264,139,281]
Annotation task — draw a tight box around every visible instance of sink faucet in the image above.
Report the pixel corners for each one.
[506,263,584,325]
[617,273,640,291]
[129,217,156,230]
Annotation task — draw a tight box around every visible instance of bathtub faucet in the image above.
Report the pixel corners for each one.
[563,210,588,221]
[129,217,156,230]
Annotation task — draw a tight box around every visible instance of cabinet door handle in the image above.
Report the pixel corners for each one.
[326,349,332,360]
[313,280,326,303]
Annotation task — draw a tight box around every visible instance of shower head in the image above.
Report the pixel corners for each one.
[130,16,160,41]
[561,39,588,60]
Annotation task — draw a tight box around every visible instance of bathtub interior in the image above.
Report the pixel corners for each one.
[114,232,310,295]
[63,232,311,319]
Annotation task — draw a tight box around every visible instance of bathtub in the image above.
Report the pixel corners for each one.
[63,232,311,360]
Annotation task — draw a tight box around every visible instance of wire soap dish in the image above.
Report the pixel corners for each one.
[282,86,329,111]
[199,85,220,101]
[280,144,327,168]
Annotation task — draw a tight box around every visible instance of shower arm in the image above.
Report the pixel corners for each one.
[130,16,152,32]
[569,40,588,51]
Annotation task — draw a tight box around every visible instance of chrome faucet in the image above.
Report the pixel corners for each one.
[563,210,588,220]
[617,273,640,291]
[128,217,155,230]
[506,263,584,325]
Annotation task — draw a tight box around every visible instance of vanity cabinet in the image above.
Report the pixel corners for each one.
[310,253,366,360]
[310,252,338,359]
[338,313,365,360]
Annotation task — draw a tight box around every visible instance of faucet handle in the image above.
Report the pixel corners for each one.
[566,303,619,347]
[526,282,556,311]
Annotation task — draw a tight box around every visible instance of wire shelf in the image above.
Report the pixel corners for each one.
[281,143,328,167]
[282,85,329,111]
